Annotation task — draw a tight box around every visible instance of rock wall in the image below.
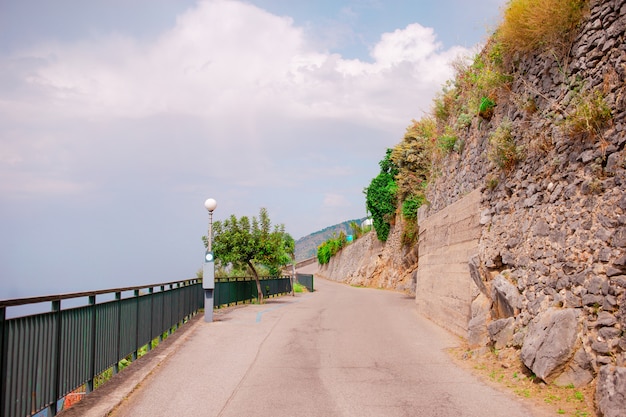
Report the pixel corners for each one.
[317,216,418,293]
[420,1,625,415]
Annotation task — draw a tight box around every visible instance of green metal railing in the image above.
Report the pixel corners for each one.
[0,279,203,417]
[213,276,293,307]
[296,273,314,292]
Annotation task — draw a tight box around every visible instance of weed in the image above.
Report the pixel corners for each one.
[544,393,561,404]
[486,175,499,191]
[488,119,522,172]
[565,88,612,141]
[456,113,473,130]
[437,131,458,154]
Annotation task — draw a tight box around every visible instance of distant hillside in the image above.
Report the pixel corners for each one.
[295,218,366,261]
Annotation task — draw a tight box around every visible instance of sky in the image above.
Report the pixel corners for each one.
[0,0,507,299]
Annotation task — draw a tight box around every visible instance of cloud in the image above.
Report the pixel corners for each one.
[0,0,493,297]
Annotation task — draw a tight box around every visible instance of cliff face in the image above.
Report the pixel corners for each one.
[317,217,418,293]
[427,1,626,414]
[319,1,626,415]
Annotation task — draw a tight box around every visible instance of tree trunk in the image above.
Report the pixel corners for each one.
[248,261,264,304]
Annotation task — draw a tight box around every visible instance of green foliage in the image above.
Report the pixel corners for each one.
[478,97,496,120]
[205,207,292,303]
[365,150,398,242]
[488,119,522,172]
[401,194,426,220]
[453,42,511,120]
[293,282,306,293]
[437,128,458,154]
[317,231,347,265]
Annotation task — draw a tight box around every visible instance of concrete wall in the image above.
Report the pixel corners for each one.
[415,188,482,337]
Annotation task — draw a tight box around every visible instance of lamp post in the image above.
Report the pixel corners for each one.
[203,198,217,322]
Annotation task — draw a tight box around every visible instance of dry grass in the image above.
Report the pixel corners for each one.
[498,0,587,55]
[449,345,597,417]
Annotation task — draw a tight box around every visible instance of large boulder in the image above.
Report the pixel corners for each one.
[491,273,522,318]
[553,347,594,388]
[467,293,492,348]
[596,366,626,417]
[488,317,515,349]
[521,308,580,382]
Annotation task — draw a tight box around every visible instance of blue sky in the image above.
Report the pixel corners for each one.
[0,0,506,298]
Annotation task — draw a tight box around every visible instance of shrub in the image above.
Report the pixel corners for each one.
[437,127,458,154]
[565,89,612,140]
[402,194,426,220]
[316,231,348,265]
[391,119,435,199]
[498,0,587,55]
[453,42,511,119]
[479,97,496,120]
[365,150,398,242]
[488,120,522,171]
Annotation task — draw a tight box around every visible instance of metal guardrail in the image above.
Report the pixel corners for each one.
[0,279,203,417]
[214,276,293,307]
[296,273,314,292]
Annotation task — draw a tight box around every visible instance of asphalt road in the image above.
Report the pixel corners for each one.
[111,278,547,417]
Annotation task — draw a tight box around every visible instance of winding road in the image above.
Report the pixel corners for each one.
[111,278,548,417]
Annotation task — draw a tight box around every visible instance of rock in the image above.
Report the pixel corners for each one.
[597,311,618,327]
[596,366,626,417]
[488,318,515,349]
[468,255,488,296]
[491,274,522,318]
[554,348,594,387]
[521,308,580,382]
[468,293,492,348]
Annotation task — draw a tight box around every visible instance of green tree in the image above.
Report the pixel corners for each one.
[364,149,398,242]
[203,207,292,303]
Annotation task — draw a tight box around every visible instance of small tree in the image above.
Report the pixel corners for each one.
[203,207,292,304]
[364,149,398,242]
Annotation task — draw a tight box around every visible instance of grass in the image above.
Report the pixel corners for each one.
[293,282,306,293]
[488,119,523,172]
[565,88,612,141]
[497,0,587,56]
[449,345,596,417]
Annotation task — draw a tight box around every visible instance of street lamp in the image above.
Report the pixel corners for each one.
[204,198,217,251]
[203,198,217,322]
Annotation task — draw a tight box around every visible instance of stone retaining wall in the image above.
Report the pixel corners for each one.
[422,1,625,415]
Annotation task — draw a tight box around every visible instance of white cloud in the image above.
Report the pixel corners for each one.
[0,0,473,205]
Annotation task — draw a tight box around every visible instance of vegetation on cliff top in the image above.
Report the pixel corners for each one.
[362,0,606,244]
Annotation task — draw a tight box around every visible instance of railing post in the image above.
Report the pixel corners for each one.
[133,289,139,360]
[0,306,7,417]
[51,300,62,416]
[114,292,121,375]
[147,287,153,352]
[159,285,165,343]
[87,295,96,393]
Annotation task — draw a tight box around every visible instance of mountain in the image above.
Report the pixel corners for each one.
[295,217,367,261]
